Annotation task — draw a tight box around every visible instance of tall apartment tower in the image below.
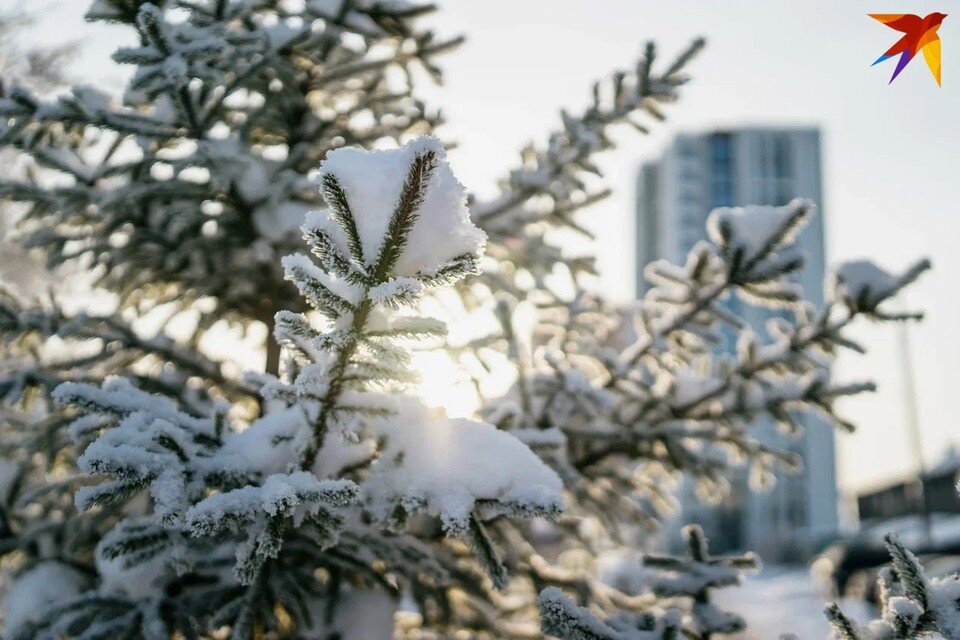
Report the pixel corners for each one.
[636,127,838,561]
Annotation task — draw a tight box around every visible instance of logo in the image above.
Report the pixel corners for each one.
[870,13,947,86]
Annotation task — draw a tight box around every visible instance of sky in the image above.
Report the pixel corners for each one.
[26,0,960,495]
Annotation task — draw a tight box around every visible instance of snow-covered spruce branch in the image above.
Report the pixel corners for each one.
[0,289,253,406]
[0,0,458,359]
[461,200,929,634]
[825,532,960,640]
[539,586,683,640]
[27,138,570,639]
[486,201,930,490]
[816,478,960,640]
[573,205,930,474]
[475,38,705,230]
[473,39,704,287]
[273,138,486,470]
[538,525,758,640]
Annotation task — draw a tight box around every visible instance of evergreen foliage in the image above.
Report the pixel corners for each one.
[0,0,459,372]
[538,525,759,640]
[644,525,759,638]
[0,2,937,639]
[826,533,960,640]
[7,138,566,638]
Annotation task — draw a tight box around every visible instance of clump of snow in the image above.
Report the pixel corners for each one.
[928,576,960,638]
[883,596,923,627]
[829,260,898,305]
[365,398,563,534]
[827,258,931,311]
[214,406,311,477]
[707,200,808,261]
[4,562,89,635]
[311,136,486,277]
[312,424,378,478]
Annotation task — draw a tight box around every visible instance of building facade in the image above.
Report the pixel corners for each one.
[637,127,838,561]
[858,447,960,524]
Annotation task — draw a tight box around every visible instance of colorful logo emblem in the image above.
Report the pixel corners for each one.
[870,13,947,86]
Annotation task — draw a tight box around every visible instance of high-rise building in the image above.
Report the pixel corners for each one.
[636,126,838,561]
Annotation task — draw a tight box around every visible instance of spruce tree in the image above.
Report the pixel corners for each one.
[0,0,459,373]
[0,2,936,639]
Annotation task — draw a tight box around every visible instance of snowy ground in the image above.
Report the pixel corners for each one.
[713,566,876,639]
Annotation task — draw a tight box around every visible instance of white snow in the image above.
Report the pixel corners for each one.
[185,472,358,534]
[312,429,378,478]
[54,378,215,438]
[928,576,960,638]
[707,201,807,261]
[310,136,486,277]
[827,259,911,310]
[3,562,88,635]
[364,397,564,533]
[215,406,311,477]
[96,527,173,601]
[883,596,923,626]
[711,567,877,639]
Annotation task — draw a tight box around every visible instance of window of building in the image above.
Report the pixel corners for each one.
[709,133,734,207]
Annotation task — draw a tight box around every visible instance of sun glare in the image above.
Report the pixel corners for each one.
[410,350,481,418]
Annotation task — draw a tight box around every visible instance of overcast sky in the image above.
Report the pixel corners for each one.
[27,0,960,495]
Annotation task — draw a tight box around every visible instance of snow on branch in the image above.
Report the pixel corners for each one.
[539,586,683,640]
[478,198,929,627]
[828,258,931,319]
[644,525,759,638]
[473,39,705,289]
[313,137,485,279]
[0,0,461,338]
[827,533,960,640]
[364,397,563,536]
[34,135,560,634]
